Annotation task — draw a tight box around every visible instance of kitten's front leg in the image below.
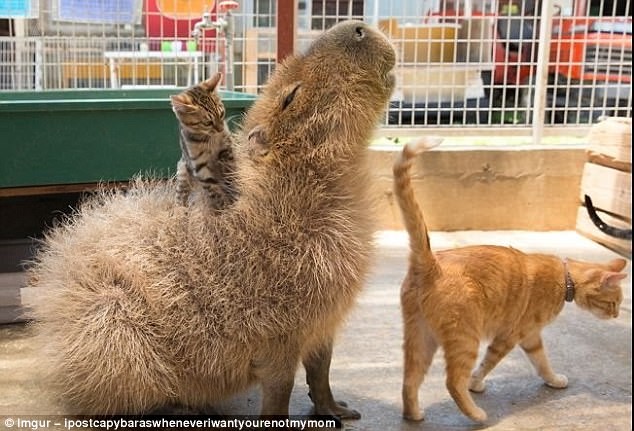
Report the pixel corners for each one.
[176,158,193,205]
[520,332,568,389]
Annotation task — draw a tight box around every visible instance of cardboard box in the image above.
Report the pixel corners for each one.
[380,19,458,63]
[456,17,495,65]
[397,64,485,104]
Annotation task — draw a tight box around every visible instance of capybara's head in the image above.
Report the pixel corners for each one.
[242,20,396,165]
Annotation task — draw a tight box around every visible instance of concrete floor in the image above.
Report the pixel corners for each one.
[0,231,631,430]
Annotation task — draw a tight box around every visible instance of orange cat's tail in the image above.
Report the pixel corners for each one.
[392,138,443,273]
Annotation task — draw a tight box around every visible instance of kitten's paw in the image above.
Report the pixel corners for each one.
[467,407,488,424]
[403,408,425,422]
[545,374,568,389]
[469,378,486,393]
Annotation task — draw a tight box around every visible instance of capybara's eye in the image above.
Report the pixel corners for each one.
[355,26,365,40]
[282,83,301,111]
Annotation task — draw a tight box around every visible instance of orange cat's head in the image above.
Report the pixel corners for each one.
[572,258,627,319]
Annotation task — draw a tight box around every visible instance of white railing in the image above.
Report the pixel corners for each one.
[0,0,631,134]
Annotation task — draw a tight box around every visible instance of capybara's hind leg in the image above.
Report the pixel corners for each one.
[253,344,301,417]
[303,338,360,419]
[259,369,296,417]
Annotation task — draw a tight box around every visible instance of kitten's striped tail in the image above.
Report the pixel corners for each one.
[392,138,443,273]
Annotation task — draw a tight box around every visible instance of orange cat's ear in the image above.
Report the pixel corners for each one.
[607,258,627,272]
[601,272,627,289]
[200,72,223,92]
[170,94,197,114]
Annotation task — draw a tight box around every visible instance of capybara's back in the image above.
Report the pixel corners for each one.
[31,181,187,413]
[30,20,396,416]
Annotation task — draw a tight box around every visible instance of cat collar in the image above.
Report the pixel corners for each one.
[563,259,575,302]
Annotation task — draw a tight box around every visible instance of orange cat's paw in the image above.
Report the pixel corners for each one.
[545,374,568,389]
[403,408,425,422]
[469,378,486,393]
[467,407,488,423]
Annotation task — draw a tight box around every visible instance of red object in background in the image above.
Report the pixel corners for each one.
[218,0,239,11]
[144,0,217,52]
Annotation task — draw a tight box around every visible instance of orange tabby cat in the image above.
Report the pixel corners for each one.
[393,140,627,424]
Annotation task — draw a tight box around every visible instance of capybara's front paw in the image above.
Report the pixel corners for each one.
[311,398,360,420]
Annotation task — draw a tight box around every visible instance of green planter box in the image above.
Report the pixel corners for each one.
[0,89,255,189]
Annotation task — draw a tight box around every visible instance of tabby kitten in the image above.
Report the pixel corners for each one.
[170,72,237,208]
[394,140,627,424]
[585,194,632,240]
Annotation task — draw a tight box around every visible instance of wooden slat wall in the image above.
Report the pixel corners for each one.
[577,117,632,256]
[580,162,632,218]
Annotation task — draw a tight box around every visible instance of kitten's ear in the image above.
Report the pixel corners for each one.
[170,94,197,114]
[601,272,627,289]
[200,73,223,92]
[607,258,627,272]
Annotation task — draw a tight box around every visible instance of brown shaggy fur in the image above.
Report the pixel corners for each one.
[29,21,396,416]
[393,141,628,424]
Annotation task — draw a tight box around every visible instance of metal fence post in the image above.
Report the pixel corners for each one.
[532,0,555,145]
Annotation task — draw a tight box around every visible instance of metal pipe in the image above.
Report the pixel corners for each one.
[190,5,235,91]
[191,12,213,42]
[223,10,235,91]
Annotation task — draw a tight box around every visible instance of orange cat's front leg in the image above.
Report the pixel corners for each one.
[520,332,568,388]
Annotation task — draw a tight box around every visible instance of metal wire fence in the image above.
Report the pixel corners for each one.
[0,0,631,131]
